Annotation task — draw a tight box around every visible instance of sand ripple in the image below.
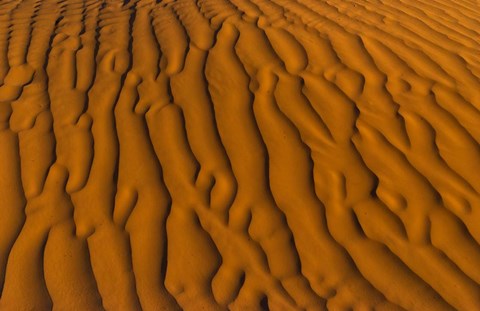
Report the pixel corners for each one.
[0,0,480,309]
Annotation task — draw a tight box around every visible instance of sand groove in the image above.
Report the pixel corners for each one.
[0,0,480,310]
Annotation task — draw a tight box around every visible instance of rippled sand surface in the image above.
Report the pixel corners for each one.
[1,0,480,309]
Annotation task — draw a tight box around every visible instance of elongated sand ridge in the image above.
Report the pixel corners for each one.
[1,0,480,309]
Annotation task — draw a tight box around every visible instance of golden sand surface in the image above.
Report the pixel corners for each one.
[0,0,480,309]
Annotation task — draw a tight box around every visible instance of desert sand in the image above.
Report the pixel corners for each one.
[0,0,479,309]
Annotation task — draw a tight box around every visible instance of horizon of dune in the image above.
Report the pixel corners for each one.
[1,0,480,310]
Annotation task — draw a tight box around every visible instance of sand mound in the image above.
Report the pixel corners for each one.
[1,0,480,309]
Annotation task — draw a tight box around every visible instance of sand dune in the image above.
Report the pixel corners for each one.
[0,0,479,309]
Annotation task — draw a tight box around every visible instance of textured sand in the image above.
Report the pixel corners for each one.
[0,0,480,309]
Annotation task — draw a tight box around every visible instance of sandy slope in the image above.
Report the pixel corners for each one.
[0,0,480,309]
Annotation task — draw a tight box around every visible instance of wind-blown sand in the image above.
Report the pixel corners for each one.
[0,0,480,309]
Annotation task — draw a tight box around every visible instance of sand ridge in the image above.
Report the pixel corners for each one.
[0,0,480,309]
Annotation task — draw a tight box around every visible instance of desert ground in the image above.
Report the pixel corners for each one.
[0,0,480,309]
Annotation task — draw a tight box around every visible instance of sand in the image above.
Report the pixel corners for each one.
[0,0,479,309]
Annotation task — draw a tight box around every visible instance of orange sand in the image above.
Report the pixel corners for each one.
[0,0,480,309]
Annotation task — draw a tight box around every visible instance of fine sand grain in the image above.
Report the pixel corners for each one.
[0,0,480,310]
